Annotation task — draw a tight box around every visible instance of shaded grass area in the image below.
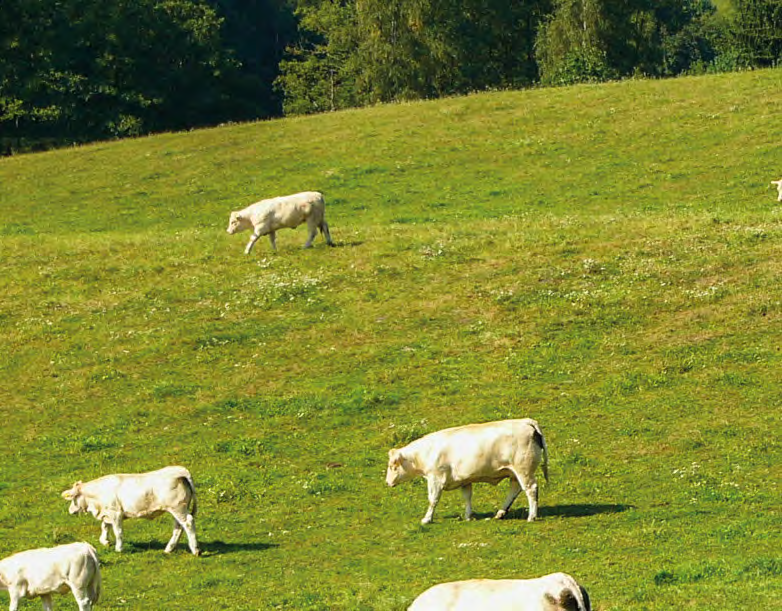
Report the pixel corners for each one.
[1,69,781,609]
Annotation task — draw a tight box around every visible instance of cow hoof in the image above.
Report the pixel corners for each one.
[193,549,202,557]
[494,510,507,520]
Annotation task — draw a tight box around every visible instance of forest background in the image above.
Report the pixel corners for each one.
[1,0,781,155]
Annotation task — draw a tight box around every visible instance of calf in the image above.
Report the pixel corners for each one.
[386,419,548,525]
[62,466,199,555]
[0,542,100,611]
[772,179,782,202]
[226,190,335,253]
[408,572,590,611]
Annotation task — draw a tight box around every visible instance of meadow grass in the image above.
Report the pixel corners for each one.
[0,69,780,610]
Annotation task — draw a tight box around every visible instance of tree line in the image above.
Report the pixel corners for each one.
[1,0,780,154]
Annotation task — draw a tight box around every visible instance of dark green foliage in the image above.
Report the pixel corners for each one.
[0,0,291,154]
[454,0,553,90]
[206,0,297,117]
[731,0,782,66]
[277,0,552,111]
[275,0,362,114]
[536,0,721,85]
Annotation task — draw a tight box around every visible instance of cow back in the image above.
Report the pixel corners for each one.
[84,467,193,518]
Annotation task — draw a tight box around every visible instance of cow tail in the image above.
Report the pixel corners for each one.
[93,562,102,605]
[531,421,549,484]
[183,473,198,518]
[87,545,102,604]
[579,585,592,611]
[569,582,590,611]
[553,577,590,611]
[317,194,327,224]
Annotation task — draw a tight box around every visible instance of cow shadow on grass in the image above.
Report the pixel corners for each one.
[538,503,634,519]
[126,539,278,556]
[466,503,633,522]
[329,240,364,249]
[201,540,279,556]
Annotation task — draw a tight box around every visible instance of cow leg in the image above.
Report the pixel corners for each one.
[41,594,54,611]
[461,484,474,520]
[460,484,474,520]
[321,221,335,246]
[304,218,317,248]
[70,587,93,611]
[422,476,444,525]
[7,588,21,611]
[245,231,261,254]
[524,480,539,522]
[75,597,94,611]
[268,231,277,251]
[111,517,124,552]
[168,510,199,556]
[99,520,111,547]
[182,513,200,556]
[165,515,184,553]
[495,478,522,520]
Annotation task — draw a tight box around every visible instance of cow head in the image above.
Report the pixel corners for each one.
[226,211,251,234]
[386,449,415,487]
[772,180,782,202]
[62,482,88,514]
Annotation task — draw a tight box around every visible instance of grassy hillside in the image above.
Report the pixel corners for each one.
[1,69,780,610]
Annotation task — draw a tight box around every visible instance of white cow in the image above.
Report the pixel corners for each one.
[226,190,335,253]
[408,572,590,611]
[62,466,199,555]
[386,419,548,525]
[772,179,782,202]
[0,542,101,611]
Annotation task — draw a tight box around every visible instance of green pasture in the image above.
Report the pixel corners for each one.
[0,69,780,609]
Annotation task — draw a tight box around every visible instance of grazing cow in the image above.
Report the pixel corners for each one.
[0,542,101,611]
[408,572,590,611]
[226,190,335,253]
[386,419,548,525]
[772,179,782,202]
[62,466,199,555]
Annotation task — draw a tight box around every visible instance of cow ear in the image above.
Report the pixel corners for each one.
[388,449,404,465]
[62,482,82,499]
